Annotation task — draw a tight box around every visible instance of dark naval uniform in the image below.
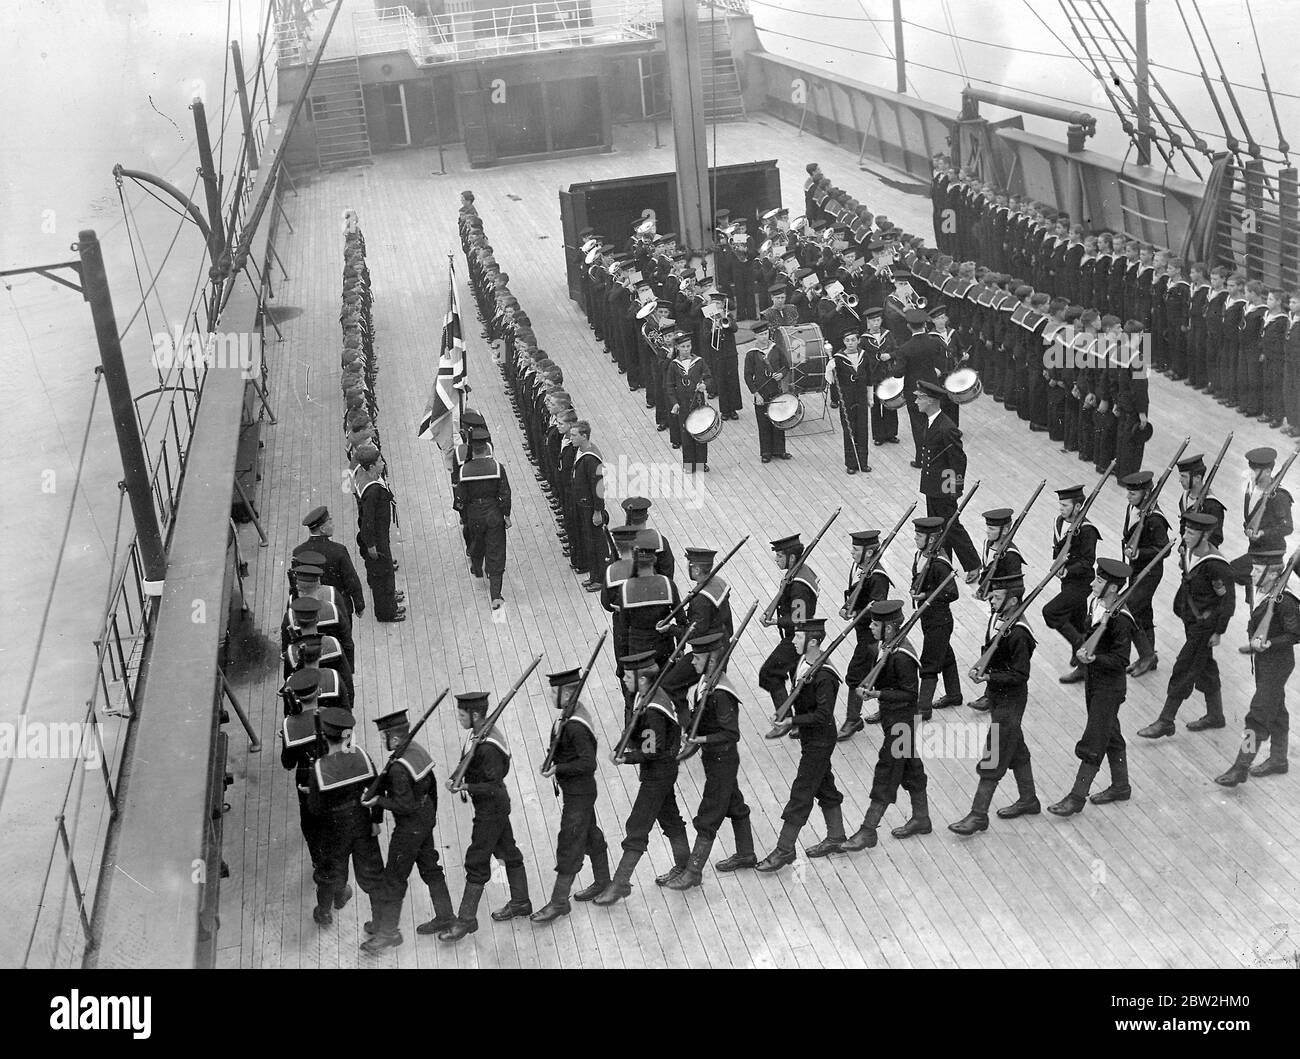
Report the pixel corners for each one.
[867,639,924,808]
[368,731,455,940]
[548,704,610,883]
[280,706,325,869]
[686,675,753,853]
[1042,514,1100,664]
[828,346,872,473]
[919,407,980,572]
[758,568,819,711]
[459,727,527,888]
[744,338,790,461]
[294,530,365,617]
[842,565,892,729]
[1240,590,1299,771]
[1154,548,1236,729]
[1067,597,1136,783]
[911,549,962,716]
[453,451,512,601]
[779,655,844,835]
[357,477,401,620]
[308,747,385,920]
[618,690,688,856]
[975,613,1035,785]
[1121,500,1171,666]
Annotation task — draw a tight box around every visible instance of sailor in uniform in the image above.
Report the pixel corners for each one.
[295,506,367,617]
[1176,453,1226,546]
[355,447,405,622]
[282,593,354,673]
[1216,555,1297,785]
[862,306,899,444]
[620,530,682,669]
[359,709,455,954]
[916,380,981,574]
[951,575,1039,834]
[597,652,691,904]
[967,508,1026,710]
[660,547,733,726]
[453,425,511,609]
[282,598,355,706]
[602,525,640,719]
[441,691,533,942]
[532,669,611,923]
[826,324,872,474]
[758,533,819,714]
[620,496,675,578]
[1234,447,1294,610]
[837,530,892,739]
[1049,558,1137,815]
[1137,512,1236,738]
[910,516,963,719]
[1118,470,1171,678]
[842,600,926,851]
[279,669,327,872]
[742,321,791,463]
[757,618,846,869]
[1043,484,1101,684]
[307,707,385,928]
[569,420,606,593]
[667,330,715,474]
[667,630,757,888]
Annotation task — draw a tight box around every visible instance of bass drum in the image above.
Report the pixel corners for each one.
[766,393,805,430]
[774,323,825,366]
[685,405,723,443]
[877,376,907,410]
[943,368,983,404]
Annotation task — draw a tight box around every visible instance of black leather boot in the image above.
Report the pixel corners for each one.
[917,676,937,722]
[891,789,932,838]
[805,805,846,857]
[1186,688,1226,731]
[593,850,642,905]
[1048,762,1100,816]
[655,832,692,886]
[996,761,1041,818]
[1250,730,1288,777]
[1137,703,1177,739]
[438,882,485,943]
[416,872,456,935]
[529,872,576,923]
[573,848,611,901]
[1090,749,1131,804]
[843,800,887,851]
[492,864,532,920]
[1215,747,1255,787]
[949,777,998,835]
[755,821,800,872]
[716,816,758,871]
[666,834,714,891]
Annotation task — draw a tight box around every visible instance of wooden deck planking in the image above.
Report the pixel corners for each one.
[217,117,1298,969]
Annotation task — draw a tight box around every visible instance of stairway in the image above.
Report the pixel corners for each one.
[311,59,373,169]
[699,16,746,123]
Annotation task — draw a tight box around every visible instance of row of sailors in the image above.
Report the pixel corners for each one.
[932,159,1300,435]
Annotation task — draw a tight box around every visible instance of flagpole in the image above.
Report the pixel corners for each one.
[450,252,464,421]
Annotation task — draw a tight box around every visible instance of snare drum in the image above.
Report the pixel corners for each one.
[767,393,804,430]
[774,323,825,366]
[943,368,983,404]
[685,406,723,443]
[877,376,907,410]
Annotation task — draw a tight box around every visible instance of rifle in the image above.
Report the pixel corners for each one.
[1076,541,1175,661]
[448,654,543,793]
[363,688,450,801]
[970,559,1066,680]
[761,508,841,625]
[656,535,750,632]
[612,623,696,763]
[975,479,1045,600]
[1123,436,1189,560]
[539,632,608,781]
[677,603,757,762]
[911,481,981,596]
[1245,449,1298,539]
[839,502,916,620]
[1189,432,1233,515]
[858,569,958,696]
[1050,460,1115,576]
[764,597,882,738]
[1243,547,1300,652]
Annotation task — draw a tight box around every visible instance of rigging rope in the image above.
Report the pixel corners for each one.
[1245,0,1290,161]
[0,369,105,820]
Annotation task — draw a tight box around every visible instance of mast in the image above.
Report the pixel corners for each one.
[1134,0,1153,166]
[893,0,906,95]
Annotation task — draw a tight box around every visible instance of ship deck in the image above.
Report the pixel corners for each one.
[217,116,1299,969]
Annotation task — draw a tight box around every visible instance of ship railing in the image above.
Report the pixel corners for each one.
[351,2,658,66]
[19,531,156,967]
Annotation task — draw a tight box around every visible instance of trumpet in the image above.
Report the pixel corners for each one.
[899,284,927,311]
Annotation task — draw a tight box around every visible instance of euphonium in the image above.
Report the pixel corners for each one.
[901,284,927,311]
